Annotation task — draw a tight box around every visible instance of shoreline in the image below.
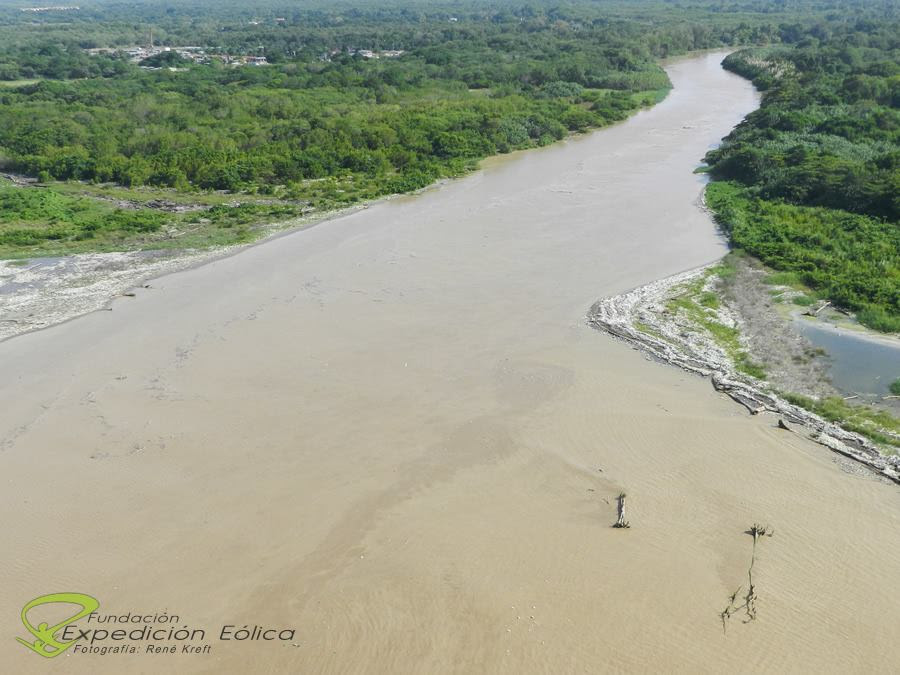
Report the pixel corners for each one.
[0,109,650,344]
[791,308,900,349]
[0,198,387,342]
[0,55,685,343]
[587,263,900,484]
[9,51,900,674]
[0,118,643,344]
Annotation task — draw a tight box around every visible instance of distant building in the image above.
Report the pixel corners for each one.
[349,48,405,60]
[84,44,264,68]
[21,6,79,11]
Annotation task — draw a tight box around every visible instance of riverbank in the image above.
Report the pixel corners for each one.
[0,86,658,341]
[0,51,724,344]
[5,52,900,674]
[587,253,900,483]
[0,202,370,341]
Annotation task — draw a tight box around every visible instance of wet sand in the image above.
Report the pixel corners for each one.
[2,52,899,673]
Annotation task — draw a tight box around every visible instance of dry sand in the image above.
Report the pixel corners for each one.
[2,52,899,674]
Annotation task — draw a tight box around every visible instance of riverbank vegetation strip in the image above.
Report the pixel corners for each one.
[704,28,899,333]
[0,0,893,257]
[588,263,900,483]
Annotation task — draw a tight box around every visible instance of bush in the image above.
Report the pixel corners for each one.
[857,306,900,333]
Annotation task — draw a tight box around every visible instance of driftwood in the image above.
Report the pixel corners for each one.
[613,492,630,529]
[731,392,765,415]
[721,524,774,632]
[587,273,900,486]
[712,375,771,415]
[804,301,831,317]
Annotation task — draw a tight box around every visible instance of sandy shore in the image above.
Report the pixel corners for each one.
[587,264,900,483]
[0,207,369,342]
[2,52,900,674]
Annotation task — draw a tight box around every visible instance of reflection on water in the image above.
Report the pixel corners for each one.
[795,319,900,396]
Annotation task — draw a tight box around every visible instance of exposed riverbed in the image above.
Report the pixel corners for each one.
[3,52,900,674]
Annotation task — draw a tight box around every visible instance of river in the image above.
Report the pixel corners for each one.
[2,52,900,674]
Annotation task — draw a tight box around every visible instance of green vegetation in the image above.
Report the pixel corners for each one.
[763,271,804,287]
[0,1,896,257]
[0,79,43,88]
[706,182,899,332]
[0,0,752,255]
[666,270,767,379]
[0,185,302,257]
[782,392,900,453]
[0,187,163,252]
[633,320,667,342]
[890,379,900,396]
[791,294,816,306]
[705,27,899,333]
[0,4,697,199]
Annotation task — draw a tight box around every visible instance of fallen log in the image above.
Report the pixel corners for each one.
[729,392,766,415]
[587,270,900,485]
[805,301,832,317]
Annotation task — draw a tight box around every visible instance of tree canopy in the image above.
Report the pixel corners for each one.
[705,23,899,332]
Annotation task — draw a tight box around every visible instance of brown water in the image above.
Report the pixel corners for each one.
[3,52,899,674]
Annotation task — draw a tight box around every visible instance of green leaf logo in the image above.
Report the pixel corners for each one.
[16,593,99,658]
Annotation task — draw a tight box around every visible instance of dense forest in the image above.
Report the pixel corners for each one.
[0,1,791,196]
[705,24,899,332]
[0,0,803,255]
[0,0,897,329]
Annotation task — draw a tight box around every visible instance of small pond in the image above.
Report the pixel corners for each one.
[795,318,900,397]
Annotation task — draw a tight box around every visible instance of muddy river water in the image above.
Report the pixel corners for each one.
[3,52,900,674]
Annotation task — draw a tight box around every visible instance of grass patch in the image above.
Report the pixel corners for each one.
[791,294,816,306]
[666,271,766,379]
[634,320,666,341]
[52,182,242,207]
[699,291,720,309]
[763,271,804,287]
[0,185,303,258]
[708,256,738,281]
[630,87,670,107]
[735,357,767,379]
[0,79,43,88]
[783,392,900,453]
